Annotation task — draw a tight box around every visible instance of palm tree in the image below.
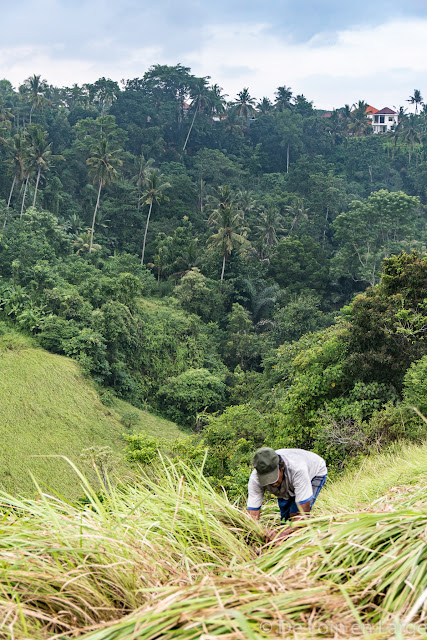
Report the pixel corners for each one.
[235,189,256,221]
[274,86,293,111]
[286,197,310,232]
[391,106,407,157]
[232,88,256,119]
[257,97,273,116]
[255,207,284,255]
[73,230,101,253]
[2,134,25,228]
[21,74,48,124]
[224,110,244,138]
[0,98,14,135]
[208,204,250,281]
[401,114,422,164]
[91,77,120,115]
[64,84,89,109]
[209,84,227,118]
[26,126,54,207]
[20,132,34,218]
[325,109,341,145]
[407,89,424,114]
[86,139,123,252]
[140,170,171,265]
[349,100,371,137]
[132,154,155,211]
[182,76,211,152]
[241,279,279,325]
[206,185,235,214]
[338,104,352,140]
[66,213,83,235]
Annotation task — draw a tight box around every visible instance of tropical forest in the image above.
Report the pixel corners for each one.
[0,67,426,638]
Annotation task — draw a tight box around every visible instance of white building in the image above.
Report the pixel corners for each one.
[367,107,399,133]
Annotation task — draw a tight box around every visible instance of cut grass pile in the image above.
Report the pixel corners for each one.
[0,453,426,639]
[0,330,183,498]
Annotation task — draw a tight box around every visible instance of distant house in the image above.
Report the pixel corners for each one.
[367,107,398,133]
[365,105,378,116]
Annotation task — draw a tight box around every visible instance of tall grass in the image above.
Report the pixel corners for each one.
[258,486,427,620]
[0,455,425,639]
[317,441,427,513]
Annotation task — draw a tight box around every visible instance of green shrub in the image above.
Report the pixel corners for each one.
[367,402,427,445]
[403,355,427,415]
[124,432,168,464]
[156,368,226,427]
[121,410,141,430]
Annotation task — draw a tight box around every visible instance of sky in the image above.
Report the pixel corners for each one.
[1,0,427,110]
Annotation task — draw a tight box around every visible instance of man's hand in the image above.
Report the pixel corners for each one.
[264,525,294,544]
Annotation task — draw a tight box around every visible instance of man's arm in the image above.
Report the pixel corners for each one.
[267,502,311,543]
[247,508,261,521]
[289,500,311,520]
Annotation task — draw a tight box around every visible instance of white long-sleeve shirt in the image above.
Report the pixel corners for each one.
[247,448,327,510]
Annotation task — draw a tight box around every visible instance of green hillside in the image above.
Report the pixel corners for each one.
[112,397,184,439]
[0,330,182,498]
[316,440,427,514]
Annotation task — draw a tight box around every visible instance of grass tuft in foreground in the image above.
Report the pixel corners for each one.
[0,455,425,639]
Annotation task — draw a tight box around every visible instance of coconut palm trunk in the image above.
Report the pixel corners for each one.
[7,175,17,210]
[89,179,103,253]
[33,166,41,207]
[141,201,153,265]
[183,106,198,152]
[20,176,29,218]
[3,175,17,229]
[220,253,227,281]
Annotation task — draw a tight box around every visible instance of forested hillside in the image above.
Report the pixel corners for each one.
[0,67,426,485]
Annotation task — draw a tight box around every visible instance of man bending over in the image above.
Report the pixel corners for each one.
[247,447,327,541]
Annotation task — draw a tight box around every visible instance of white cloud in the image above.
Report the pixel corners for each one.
[183,19,427,108]
[0,44,162,89]
[1,17,426,109]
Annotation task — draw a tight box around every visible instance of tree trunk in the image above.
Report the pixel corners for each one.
[220,253,226,281]
[286,143,290,173]
[182,105,198,152]
[20,175,29,218]
[200,176,204,213]
[33,166,41,207]
[7,175,17,210]
[141,200,153,265]
[3,175,17,229]
[323,206,329,248]
[89,179,102,253]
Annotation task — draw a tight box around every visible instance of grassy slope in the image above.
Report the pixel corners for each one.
[316,441,427,514]
[0,331,182,498]
[112,397,183,439]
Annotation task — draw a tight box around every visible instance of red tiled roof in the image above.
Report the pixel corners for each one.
[365,105,378,114]
[376,107,397,115]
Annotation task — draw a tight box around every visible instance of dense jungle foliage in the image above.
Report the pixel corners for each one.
[0,67,426,491]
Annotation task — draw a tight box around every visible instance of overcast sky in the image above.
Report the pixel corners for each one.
[1,0,427,110]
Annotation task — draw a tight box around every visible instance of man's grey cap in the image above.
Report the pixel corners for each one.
[253,447,279,486]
